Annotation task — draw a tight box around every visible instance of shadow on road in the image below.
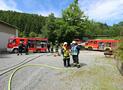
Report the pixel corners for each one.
[0,52,11,58]
[79,63,87,67]
[70,63,87,68]
[0,55,11,58]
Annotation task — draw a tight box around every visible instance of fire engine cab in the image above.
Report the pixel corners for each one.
[7,37,28,53]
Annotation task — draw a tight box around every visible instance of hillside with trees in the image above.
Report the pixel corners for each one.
[0,0,122,43]
[0,10,46,37]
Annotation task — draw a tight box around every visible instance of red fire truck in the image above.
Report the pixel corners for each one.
[28,38,48,53]
[7,37,48,53]
[84,39,119,51]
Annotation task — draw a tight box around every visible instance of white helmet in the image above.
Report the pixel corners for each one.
[63,42,67,45]
[72,41,76,44]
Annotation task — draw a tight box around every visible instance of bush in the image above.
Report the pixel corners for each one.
[29,32,37,37]
[116,37,123,62]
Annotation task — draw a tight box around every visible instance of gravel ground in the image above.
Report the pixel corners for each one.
[0,53,46,72]
[0,51,123,90]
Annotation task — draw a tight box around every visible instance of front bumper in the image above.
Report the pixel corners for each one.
[7,48,13,52]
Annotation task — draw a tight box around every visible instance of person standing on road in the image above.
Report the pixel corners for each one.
[55,41,60,56]
[47,42,51,53]
[50,42,54,53]
[61,42,70,67]
[25,41,29,55]
[17,41,25,55]
[71,41,80,68]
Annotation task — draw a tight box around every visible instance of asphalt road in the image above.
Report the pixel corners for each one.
[0,51,123,90]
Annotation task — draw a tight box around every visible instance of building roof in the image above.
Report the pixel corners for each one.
[0,20,17,29]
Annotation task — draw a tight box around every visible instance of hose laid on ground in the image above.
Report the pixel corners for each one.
[8,64,74,90]
[0,56,32,72]
[0,53,47,76]
[0,53,48,72]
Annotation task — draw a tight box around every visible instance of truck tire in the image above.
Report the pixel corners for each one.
[37,50,41,53]
[88,47,93,50]
[12,48,18,53]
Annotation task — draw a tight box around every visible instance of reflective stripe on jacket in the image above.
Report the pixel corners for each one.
[62,46,70,58]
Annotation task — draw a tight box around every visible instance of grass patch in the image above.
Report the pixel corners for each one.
[115,37,123,62]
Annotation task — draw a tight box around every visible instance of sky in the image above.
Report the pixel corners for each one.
[0,0,123,26]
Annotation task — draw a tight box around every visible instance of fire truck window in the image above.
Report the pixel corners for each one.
[20,39,24,43]
[112,42,116,47]
[35,41,46,48]
[36,41,41,48]
[9,39,16,44]
[40,42,47,48]
[109,43,111,47]
[29,40,35,48]
[13,39,16,44]
[41,44,44,48]
[106,42,111,47]
[99,42,102,44]
[99,42,104,46]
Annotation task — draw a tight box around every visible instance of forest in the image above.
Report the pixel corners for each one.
[0,0,123,43]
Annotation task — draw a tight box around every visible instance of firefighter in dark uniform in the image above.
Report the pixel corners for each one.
[47,42,51,53]
[25,41,29,55]
[17,41,24,55]
[55,41,59,53]
[71,41,80,68]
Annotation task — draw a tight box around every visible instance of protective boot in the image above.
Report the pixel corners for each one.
[77,64,80,68]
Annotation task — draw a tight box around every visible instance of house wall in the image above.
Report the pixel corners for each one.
[0,23,17,51]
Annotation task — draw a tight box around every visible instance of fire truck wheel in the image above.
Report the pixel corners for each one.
[105,48,110,52]
[88,47,93,50]
[12,48,18,53]
[37,50,41,53]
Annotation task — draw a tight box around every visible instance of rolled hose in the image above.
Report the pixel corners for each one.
[8,64,74,90]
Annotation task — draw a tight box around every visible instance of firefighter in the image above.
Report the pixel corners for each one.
[71,41,80,68]
[25,41,29,55]
[61,42,70,67]
[54,41,60,56]
[47,42,51,53]
[55,41,59,52]
[50,42,54,53]
[17,41,24,55]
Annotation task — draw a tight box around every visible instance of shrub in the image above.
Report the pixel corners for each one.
[116,37,123,62]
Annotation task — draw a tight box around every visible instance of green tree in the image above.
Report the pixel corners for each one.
[42,13,57,43]
[62,0,87,43]
[0,10,46,37]
[29,32,37,37]
[115,37,123,62]
[18,31,24,37]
